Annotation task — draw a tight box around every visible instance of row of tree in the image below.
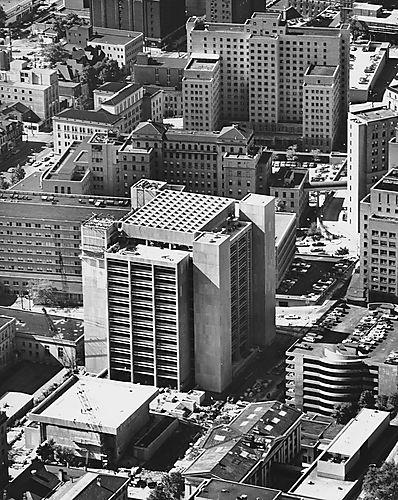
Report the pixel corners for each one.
[333,390,398,424]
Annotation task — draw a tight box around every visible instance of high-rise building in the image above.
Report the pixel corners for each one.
[360,168,398,301]
[90,0,186,47]
[347,106,398,232]
[205,0,266,23]
[183,54,221,131]
[82,180,275,392]
[187,11,349,150]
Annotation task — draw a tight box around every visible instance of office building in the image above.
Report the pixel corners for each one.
[187,11,349,150]
[90,0,186,47]
[26,375,158,462]
[286,305,398,415]
[289,409,390,500]
[205,0,266,23]
[82,181,276,392]
[347,105,398,232]
[183,401,302,495]
[0,411,6,488]
[360,168,398,301]
[183,54,222,131]
[0,190,130,303]
[0,59,59,129]
[0,315,15,375]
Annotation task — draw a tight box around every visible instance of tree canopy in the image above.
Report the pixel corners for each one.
[0,6,6,29]
[332,402,358,424]
[363,462,398,500]
[41,43,69,67]
[148,472,184,500]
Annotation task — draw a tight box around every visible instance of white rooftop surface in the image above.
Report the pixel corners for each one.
[326,408,389,457]
[353,2,382,10]
[290,465,357,500]
[114,243,190,264]
[0,392,32,419]
[350,43,386,90]
[37,377,158,431]
[355,9,398,25]
[124,189,233,233]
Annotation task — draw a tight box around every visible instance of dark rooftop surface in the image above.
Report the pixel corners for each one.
[0,307,83,342]
[5,459,61,500]
[270,167,306,189]
[0,315,13,328]
[307,65,337,76]
[96,82,129,93]
[102,83,142,106]
[184,402,301,481]
[54,108,121,124]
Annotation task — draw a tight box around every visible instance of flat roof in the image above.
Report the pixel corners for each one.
[107,243,190,265]
[102,84,142,106]
[0,315,13,328]
[54,108,121,125]
[124,189,233,234]
[196,479,281,500]
[326,408,389,457]
[351,106,398,122]
[354,2,382,10]
[34,377,158,433]
[0,391,33,420]
[307,65,337,76]
[89,32,142,45]
[0,307,83,342]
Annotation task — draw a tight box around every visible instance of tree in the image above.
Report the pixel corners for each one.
[275,197,286,212]
[28,279,60,306]
[41,43,69,67]
[0,174,9,189]
[148,472,184,500]
[387,392,398,413]
[350,18,369,41]
[332,402,358,424]
[54,445,75,466]
[97,58,123,83]
[11,164,25,185]
[358,390,375,409]
[0,6,6,29]
[376,394,389,411]
[286,144,298,161]
[36,439,56,463]
[307,222,322,238]
[363,462,398,500]
[310,148,320,162]
[336,246,349,256]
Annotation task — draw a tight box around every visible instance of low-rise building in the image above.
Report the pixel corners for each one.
[183,401,302,495]
[0,59,59,129]
[133,51,188,88]
[1,0,33,24]
[26,375,159,463]
[188,479,288,500]
[0,190,130,303]
[352,3,398,40]
[0,314,15,375]
[289,408,391,500]
[269,167,309,224]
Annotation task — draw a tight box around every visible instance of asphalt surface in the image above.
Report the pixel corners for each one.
[0,141,46,174]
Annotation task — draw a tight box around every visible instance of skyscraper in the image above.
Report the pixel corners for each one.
[82,180,275,393]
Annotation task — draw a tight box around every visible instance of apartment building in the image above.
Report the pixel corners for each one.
[129,121,271,198]
[347,106,398,232]
[0,411,6,488]
[53,108,124,154]
[187,11,349,150]
[0,190,130,303]
[90,0,186,47]
[82,180,276,392]
[183,401,302,495]
[360,169,398,300]
[86,30,143,72]
[183,54,222,131]
[0,59,59,128]
[286,306,398,415]
[0,315,15,375]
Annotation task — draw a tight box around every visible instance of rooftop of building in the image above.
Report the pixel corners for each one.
[43,142,89,182]
[123,189,234,234]
[54,108,121,125]
[0,391,32,420]
[135,51,188,69]
[194,479,282,500]
[269,167,307,189]
[50,472,129,500]
[0,314,13,328]
[107,242,190,264]
[95,82,129,94]
[307,65,337,77]
[353,2,382,11]
[350,41,388,90]
[350,106,398,122]
[0,190,130,221]
[183,402,301,481]
[88,131,126,145]
[186,54,220,72]
[0,307,83,342]
[373,167,398,193]
[353,5,398,25]
[32,376,158,433]
[101,83,143,107]
[88,31,142,46]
